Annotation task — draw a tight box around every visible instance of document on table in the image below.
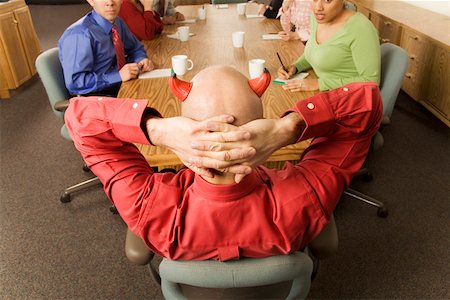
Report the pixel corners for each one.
[216,4,228,8]
[176,18,196,24]
[166,32,195,39]
[273,72,309,84]
[261,34,282,40]
[246,14,264,18]
[138,68,172,79]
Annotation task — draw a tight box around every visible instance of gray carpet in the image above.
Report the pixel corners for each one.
[0,4,449,299]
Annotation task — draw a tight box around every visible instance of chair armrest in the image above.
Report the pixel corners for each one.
[54,100,70,112]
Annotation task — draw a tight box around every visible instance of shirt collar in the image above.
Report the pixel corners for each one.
[91,10,115,34]
[192,172,261,202]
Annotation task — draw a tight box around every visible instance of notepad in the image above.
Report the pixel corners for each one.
[176,18,196,24]
[246,14,264,19]
[216,4,228,8]
[138,68,172,79]
[166,32,195,40]
[273,72,309,84]
[261,34,282,40]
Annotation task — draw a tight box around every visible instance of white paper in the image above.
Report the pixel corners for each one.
[246,14,264,18]
[261,34,281,40]
[273,72,309,84]
[138,68,172,79]
[276,9,282,19]
[176,18,196,24]
[216,4,228,8]
[166,32,195,40]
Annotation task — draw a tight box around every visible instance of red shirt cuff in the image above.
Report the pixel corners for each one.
[112,100,155,145]
[284,94,335,142]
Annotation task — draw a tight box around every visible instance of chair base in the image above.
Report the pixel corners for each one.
[60,177,102,203]
[344,188,388,218]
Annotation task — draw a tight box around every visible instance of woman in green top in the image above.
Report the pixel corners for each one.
[278,0,380,92]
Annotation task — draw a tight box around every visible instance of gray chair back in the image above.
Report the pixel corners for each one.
[125,228,314,300]
[379,43,409,124]
[160,253,313,300]
[35,47,71,139]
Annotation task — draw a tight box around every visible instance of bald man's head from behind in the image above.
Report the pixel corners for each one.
[183,66,263,126]
[169,65,271,183]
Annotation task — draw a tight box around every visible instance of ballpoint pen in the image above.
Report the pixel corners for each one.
[276,52,287,72]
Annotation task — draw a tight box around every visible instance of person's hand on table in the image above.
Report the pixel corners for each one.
[175,11,185,21]
[283,78,319,92]
[258,4,268,15]
[119,63,140,81]
[190,113,304,183]
[277,65,297,80]
[140,0,154,11]
[278,31,299,41]
[138,58,154,73]
[146,115,256,178]
[162,15,177,25]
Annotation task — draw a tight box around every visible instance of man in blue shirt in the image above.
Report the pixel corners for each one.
[58,0,154,96]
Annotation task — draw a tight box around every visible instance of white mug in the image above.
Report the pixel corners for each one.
[232,31,245,48]
[237,3,247,15]
[177,26,190,42]
[248,59,266,79]
[198,7,206,20]
[172,55,194,76]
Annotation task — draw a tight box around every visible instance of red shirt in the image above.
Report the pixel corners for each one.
[119,0,163,41]
[65,82,382,261]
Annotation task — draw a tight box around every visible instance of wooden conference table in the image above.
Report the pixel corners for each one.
[118,3,317,170]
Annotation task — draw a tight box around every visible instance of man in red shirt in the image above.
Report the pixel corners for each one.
[65,65,382,261]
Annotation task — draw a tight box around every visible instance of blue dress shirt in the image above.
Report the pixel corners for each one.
[58,11,148,95]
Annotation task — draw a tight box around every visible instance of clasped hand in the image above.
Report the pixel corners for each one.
[147,113,301,182]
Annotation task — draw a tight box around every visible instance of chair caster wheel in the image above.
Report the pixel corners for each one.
[110,206,119,214]
[362,173,373,182]
[60,193,71,203]
[82,164,91,172]
[377,207,388,218]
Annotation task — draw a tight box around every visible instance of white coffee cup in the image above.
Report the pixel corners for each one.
[177,26,190,42]
[172,55,194,76]
[232,31,245,48]
[237,3,247,15]
[198,7,206,20]
[248,59,266,79]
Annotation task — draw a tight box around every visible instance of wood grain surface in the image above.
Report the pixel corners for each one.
[119,3,316,169]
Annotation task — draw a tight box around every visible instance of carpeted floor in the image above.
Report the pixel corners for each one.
[0,4,449,299]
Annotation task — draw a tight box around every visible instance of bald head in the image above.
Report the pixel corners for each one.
[181,66,263,126]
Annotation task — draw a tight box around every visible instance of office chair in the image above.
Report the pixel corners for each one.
[344,43,409,217]
[125,214,338,299]
[35,48,103,205]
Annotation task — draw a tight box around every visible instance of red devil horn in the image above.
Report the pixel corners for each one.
[248,68,271,97]
[169,73,193,102]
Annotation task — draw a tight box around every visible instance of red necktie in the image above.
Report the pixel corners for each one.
[111,25,126,70]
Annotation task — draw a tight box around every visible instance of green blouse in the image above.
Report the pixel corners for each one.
[294,12,381,91]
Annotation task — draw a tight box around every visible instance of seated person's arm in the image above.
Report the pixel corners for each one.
[190,82,383,188]
[64,97,255,213]
[120,0,163,41]
[263,0,283,18]
[59,33,121,95]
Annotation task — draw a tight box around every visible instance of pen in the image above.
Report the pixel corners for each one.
[276,52,287,72]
